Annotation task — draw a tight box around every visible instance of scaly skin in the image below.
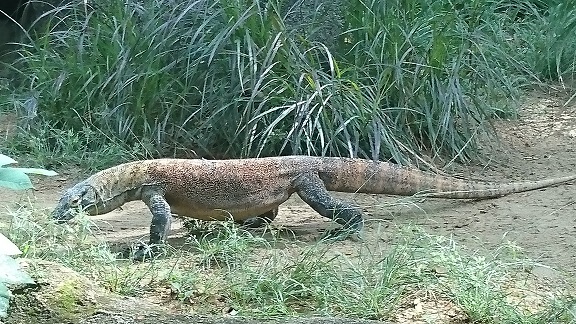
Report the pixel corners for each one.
[52,156,576,259]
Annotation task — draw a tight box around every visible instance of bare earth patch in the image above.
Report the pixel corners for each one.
[1,89,576,323]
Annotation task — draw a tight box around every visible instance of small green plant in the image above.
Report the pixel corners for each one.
[167,270,200,302]
[0,154,57,190]
[6,204,94,259]
[0,153,56,318]
[5,204,168,297]
[228,245,344,316]
[99,259,164,296]
[166,266,226,306]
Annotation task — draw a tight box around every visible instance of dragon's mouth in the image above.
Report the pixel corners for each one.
[54,217,69,224]
[52,208,75,223]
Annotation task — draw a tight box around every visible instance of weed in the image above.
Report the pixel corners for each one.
[98,260,164,296]
[166,267,227,307]
[183,219,271,269]
[6,203,95,259]
[167,269,201,302]
[0,123,145,171]
[394,227,576,323]
[228,244,341,316]
[223,225,575,321]
[3,204,166,296]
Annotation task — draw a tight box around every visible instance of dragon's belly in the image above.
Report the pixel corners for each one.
[164,190,292,221]
[168,204,281,221]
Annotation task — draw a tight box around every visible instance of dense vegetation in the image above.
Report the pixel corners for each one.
[1,0,575,168]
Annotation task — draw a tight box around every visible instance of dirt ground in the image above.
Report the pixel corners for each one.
[1,88,576,323]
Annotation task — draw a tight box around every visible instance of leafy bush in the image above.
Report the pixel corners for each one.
[1,0,575,164]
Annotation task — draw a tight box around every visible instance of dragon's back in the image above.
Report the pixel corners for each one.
[140,157,321,219]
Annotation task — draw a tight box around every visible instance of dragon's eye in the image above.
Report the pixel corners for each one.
[70,196,81,207]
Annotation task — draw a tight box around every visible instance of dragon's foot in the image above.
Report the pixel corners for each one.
[133,243,166,261]
[239,216,271,228]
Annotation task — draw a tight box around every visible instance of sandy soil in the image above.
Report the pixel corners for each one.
[1,88,576,323]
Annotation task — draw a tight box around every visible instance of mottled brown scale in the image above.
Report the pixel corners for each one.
[53,156,576,259]
[316,157,576,198]
[143,159,300,220]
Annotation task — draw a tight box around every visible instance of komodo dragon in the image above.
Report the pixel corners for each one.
[52,156,576,259]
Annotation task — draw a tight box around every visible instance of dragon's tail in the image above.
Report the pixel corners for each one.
[318,157,576,199]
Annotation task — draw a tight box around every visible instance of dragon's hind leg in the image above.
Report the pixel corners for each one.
[293,172,364,239]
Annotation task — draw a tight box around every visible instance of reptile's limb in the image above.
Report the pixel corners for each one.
[135,188,171,260]
[294,172,364,237]
[240,208,278,228]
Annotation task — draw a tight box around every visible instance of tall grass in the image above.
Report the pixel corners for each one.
[522,0,576,82]
[1,0,575,166]
[337,0,529,161]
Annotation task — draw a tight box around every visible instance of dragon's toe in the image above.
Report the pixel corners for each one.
[133,243,165,261]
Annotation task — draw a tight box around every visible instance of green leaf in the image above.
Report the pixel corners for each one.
[0,282,10,318]
[9,168,58,177]
[0,234,21,256]
[0,154,17,168]
[0,255,34,286]
[0,168,33,190]
[0,255,34,318]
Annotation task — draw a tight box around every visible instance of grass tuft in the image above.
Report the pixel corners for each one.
[183,219,271,269]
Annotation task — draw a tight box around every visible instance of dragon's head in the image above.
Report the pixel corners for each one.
[52,182,99,223]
